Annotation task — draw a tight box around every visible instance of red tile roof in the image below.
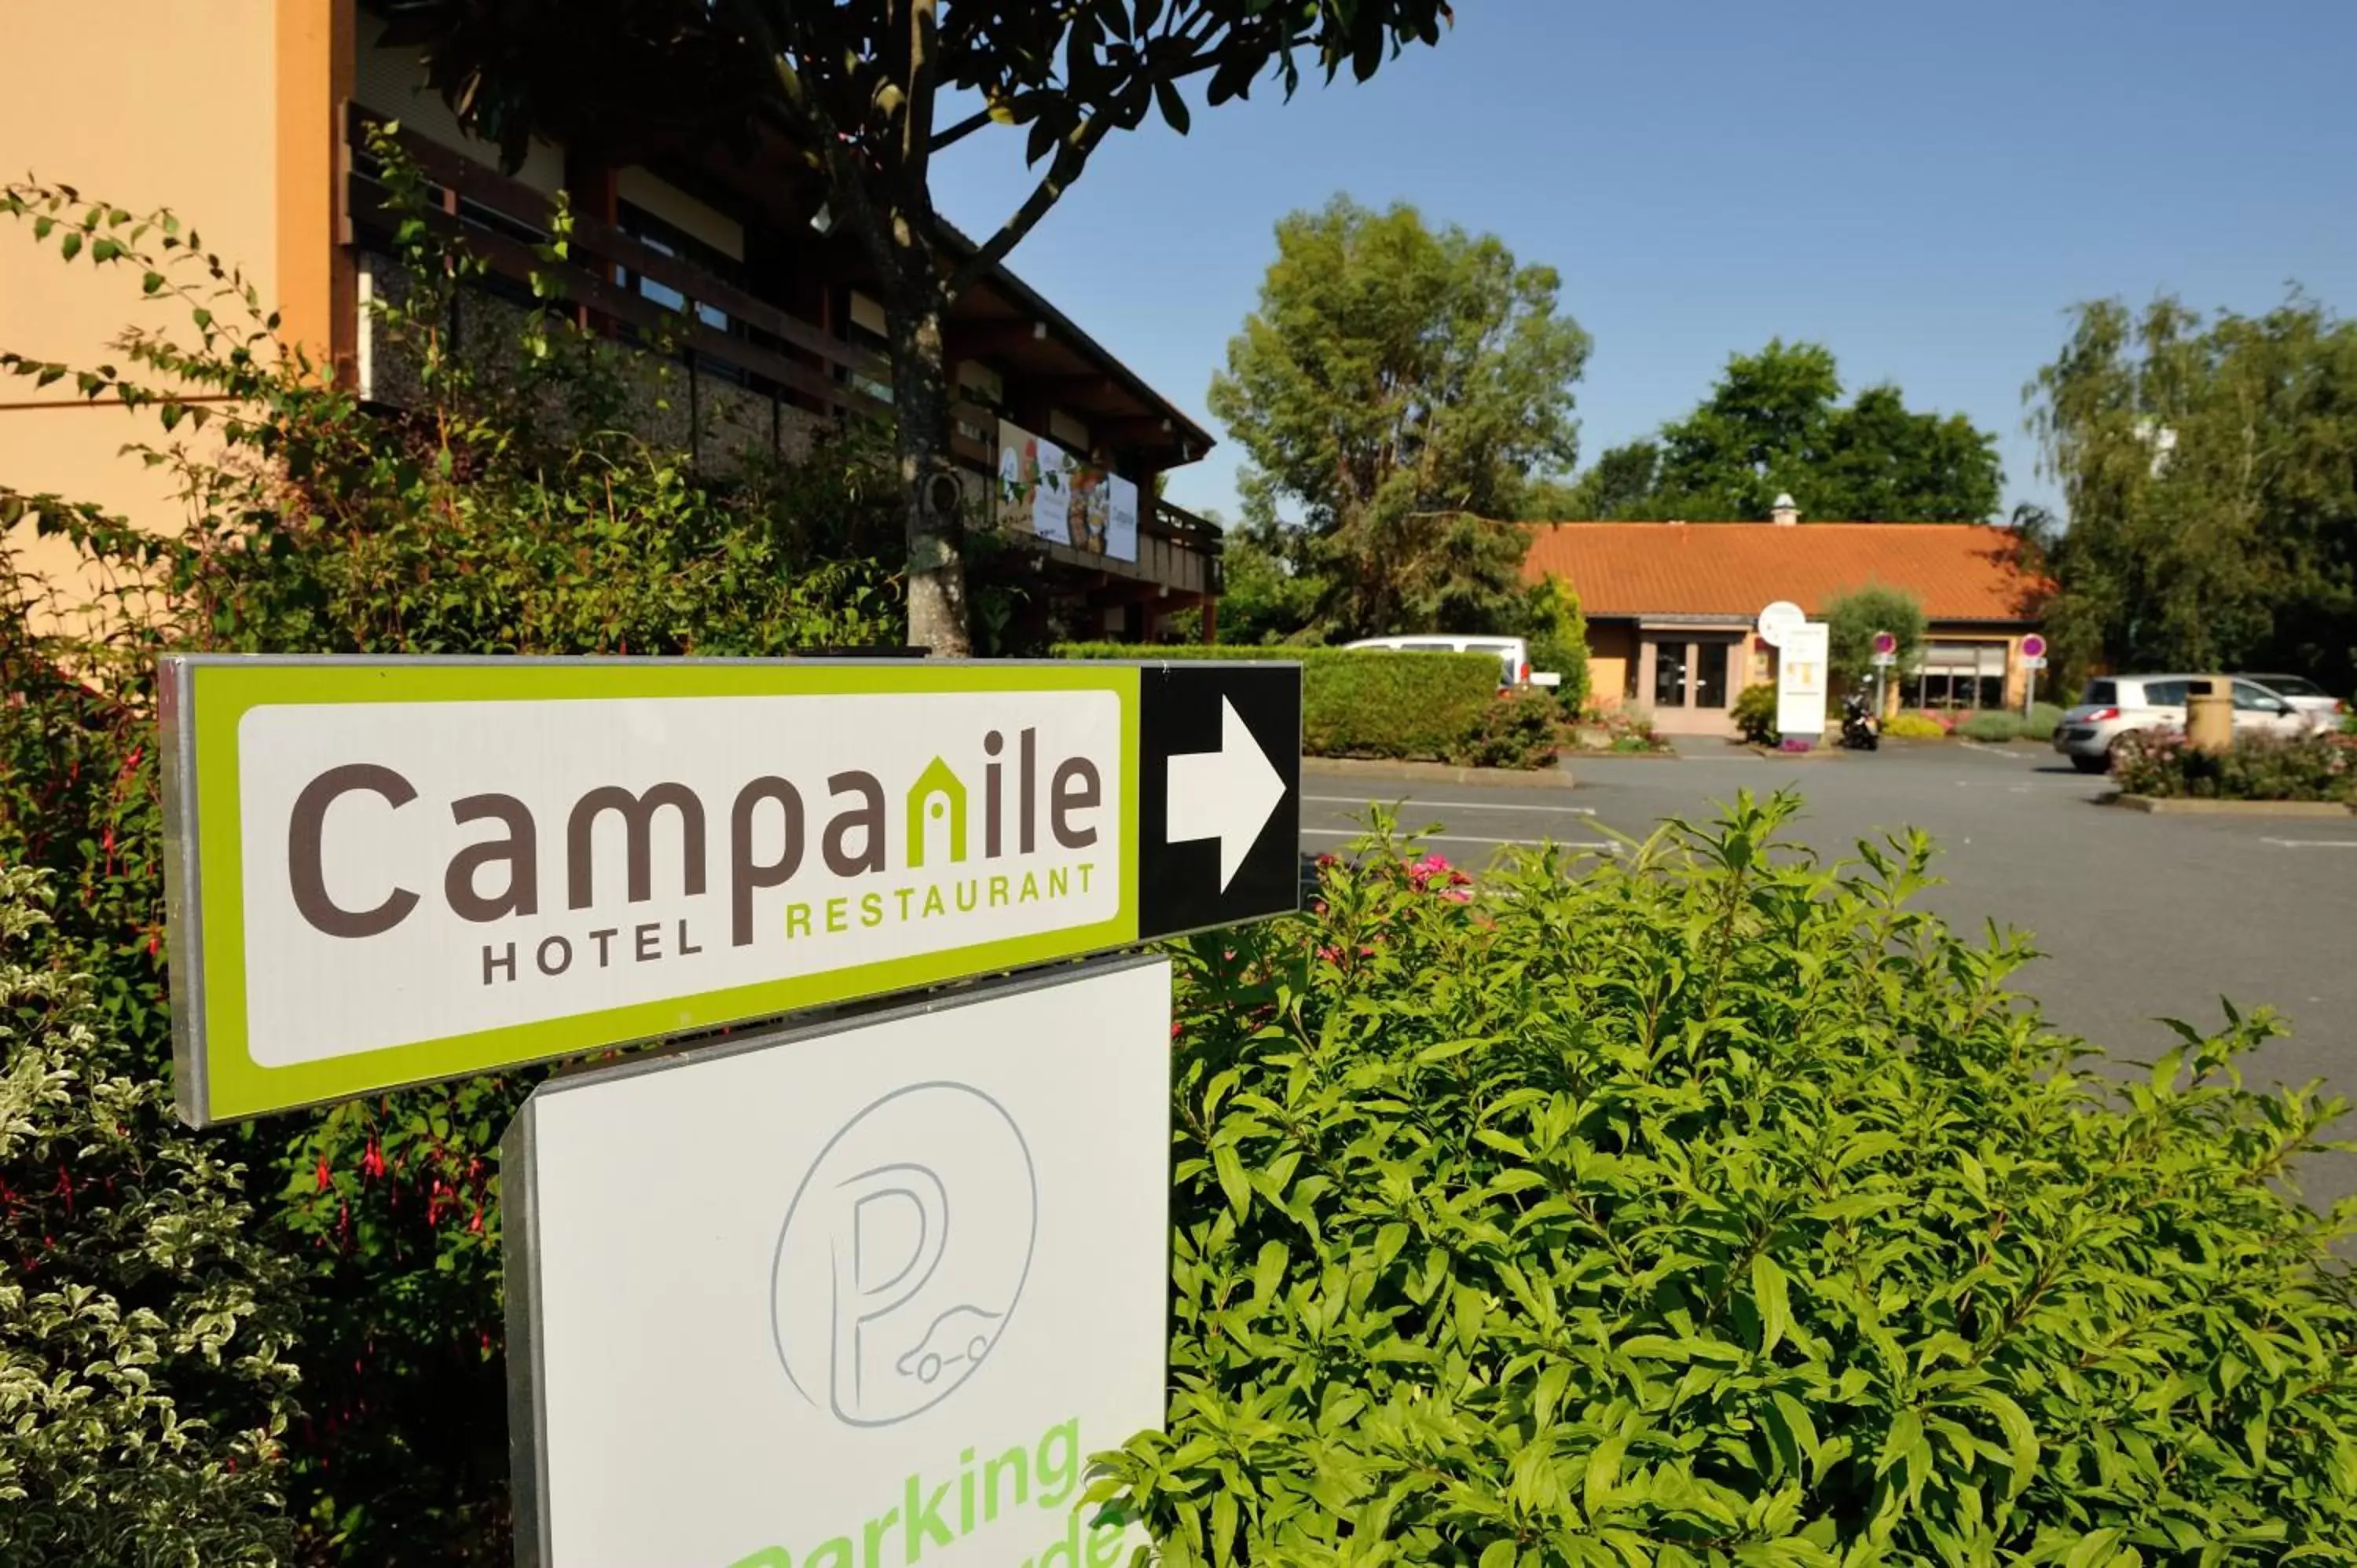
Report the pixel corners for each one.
[1522,522,2048,624]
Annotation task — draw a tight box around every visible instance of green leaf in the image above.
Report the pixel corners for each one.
[2062,1530,2125,1568]
[1772,1392,1821,1481]
[1211,1144,1250,1219]
[1973,1389,2040,1500]
[1876,1409,1923,1477]
[1752,1251,1791,1357]
[1584,1435,1627,1518]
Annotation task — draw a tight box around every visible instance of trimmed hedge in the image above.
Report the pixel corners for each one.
[1054,643,1509,764]
[1956,704,2066,743]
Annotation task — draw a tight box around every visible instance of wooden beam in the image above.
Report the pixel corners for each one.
[1029,375,1123,405]
[948,320,1049,359]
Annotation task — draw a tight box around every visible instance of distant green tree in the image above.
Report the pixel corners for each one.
[1211,195,1591,638]
[1558,341,2003,522]
[1822,584,1927,693]
[1211,516,1322,645]
[1523,440,1660,519]
[2029,292,2357,687]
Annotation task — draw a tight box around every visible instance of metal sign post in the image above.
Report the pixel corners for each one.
[158,656,1302,1125]
[1870,632,1898,721]
[2018,634,2049,719]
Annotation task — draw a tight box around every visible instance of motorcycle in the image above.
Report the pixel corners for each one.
[1840,691,1880,751]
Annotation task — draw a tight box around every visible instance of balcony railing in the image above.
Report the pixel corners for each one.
[342,107,1215,594]
[346,108,890,422]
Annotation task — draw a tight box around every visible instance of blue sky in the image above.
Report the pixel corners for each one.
[932,0,2357,526]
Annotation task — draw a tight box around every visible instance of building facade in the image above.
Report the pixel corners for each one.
[1523,514,2050,738]
[2,0,1222,643]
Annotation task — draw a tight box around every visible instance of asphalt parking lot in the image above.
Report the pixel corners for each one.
[1301,737,2357,1212]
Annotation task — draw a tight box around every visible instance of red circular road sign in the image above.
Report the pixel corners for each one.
[2020,633,2047,658]
[1871,631,1897,655]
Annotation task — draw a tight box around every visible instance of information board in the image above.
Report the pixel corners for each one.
[504,958,1171,1568]
[1776,622,1831,738]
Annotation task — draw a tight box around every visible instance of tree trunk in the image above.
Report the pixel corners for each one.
[889,286,970,658]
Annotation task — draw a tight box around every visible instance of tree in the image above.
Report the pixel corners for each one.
[1213,517,1323,645]
[1209,195,1590,639]
[1523,440,1658,520]
[1822,583,1926,694]
[2029,292,2357,687]
[383,0,1455,656]
[1555,340,2003,522]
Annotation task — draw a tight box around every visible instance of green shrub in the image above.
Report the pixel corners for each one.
[2021,702,2064,741]
[2113,729,2357,803]
[1108,794,2357,1563]
[2,159,904,1559]
[1730,683,1779,745]
[1057,643,1507,764]
[1956,710,2025,742]
[1523,573,1592,712]
[1883,713,1948,739]
[1451,685,1567,770]
[0,869,300,1565]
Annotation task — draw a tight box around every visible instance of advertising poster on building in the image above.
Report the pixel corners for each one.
[995,419,1138,563]
[504,958,1171,1568]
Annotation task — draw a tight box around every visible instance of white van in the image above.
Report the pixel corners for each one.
[1343,635,1560,690]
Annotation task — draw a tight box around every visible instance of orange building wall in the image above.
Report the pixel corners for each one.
[0,0,344,614]
[1585,621,1636,710]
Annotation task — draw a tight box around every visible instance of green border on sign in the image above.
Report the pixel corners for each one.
[188,661,1142,1121]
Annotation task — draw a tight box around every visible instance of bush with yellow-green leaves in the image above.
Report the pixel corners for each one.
[1103,794,2357,1564]
[0,869,299,1565]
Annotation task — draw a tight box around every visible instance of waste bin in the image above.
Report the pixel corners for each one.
[2185,678,2232,753]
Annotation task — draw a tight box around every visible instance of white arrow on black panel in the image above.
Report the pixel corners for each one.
[1164,696,1288,892]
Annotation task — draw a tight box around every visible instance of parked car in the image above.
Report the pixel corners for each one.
[1343,634,1561,689]
[2237,673,2348,733]
[2052,674,2308,773]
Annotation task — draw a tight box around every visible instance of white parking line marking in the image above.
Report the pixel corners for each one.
[2259,838,2357,849]
[1300,827,1619,852]
[1956,739,2031,759]
[1302,794,1596,815]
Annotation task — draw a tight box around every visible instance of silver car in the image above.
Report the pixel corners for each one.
[2053,674,2308,773]
[2239,673,2348,734]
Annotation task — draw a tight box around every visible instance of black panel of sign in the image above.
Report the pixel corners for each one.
[1137,662,1302,940]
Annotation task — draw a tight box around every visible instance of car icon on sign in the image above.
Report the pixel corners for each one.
[896,1305,1003,1384]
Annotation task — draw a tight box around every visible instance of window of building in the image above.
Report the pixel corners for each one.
[615,200,734,335]
[1653,642,1691,708]
[845,291,893,405]
[1908,640,2007,709]
[1695,642,1730,709]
